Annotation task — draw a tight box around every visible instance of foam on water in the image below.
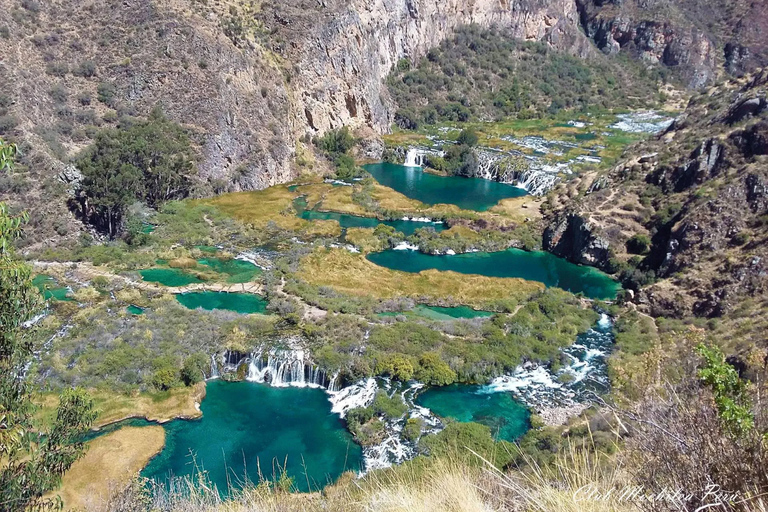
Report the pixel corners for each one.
[480,313,614,408]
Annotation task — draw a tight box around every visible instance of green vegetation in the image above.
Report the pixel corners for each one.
[388,25,666,128]
[0,198,96,510]
[696,343,754,437]
[303,287,596,384]
[75,108,195,236]
[314,127,362,180]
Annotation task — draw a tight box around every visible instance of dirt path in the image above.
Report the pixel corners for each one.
[32,261,264,295]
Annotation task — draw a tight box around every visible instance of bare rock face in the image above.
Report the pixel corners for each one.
[261,0,593,137]
[543,212,612,268]
[575,0,716,88]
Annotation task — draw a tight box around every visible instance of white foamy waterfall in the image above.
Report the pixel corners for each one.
[404,148,423,167]
[474,149,561,196]
[246,349,329,388]
[327,378,443,472]
[480,313,614,408]
[208,354,220,380]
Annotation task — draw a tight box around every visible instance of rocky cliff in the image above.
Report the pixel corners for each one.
[544,70,768,335]
[259,0,593,137]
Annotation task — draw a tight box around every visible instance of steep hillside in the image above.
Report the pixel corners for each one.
[544,69,768,345]
[1,0,763,249]
[576,0,768,85]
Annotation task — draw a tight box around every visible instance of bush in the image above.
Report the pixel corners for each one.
[97,82,117,105]
[181,353,209,386]
[74,60,97,78]
[414,352,457,385]
[626,234,651,254]
[151,366,179,391]
[45,62,68,77]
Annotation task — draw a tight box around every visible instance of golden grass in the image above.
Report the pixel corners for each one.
[54,426,165,511]
[297,248,543,307]
[488,196,543,222]
[202,186,303,230]
[36,383,205,429]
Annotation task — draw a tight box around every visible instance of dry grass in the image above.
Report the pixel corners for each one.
[297,247,543,307]
[488,196,544,222]
[54,425,165,511]
[36,383,205,429]
[202,186,304,230]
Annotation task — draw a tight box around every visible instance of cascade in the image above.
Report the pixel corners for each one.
[404,148,423,167]
[481,313,614,408]
[208,354,220,380]
[473,149,561,195]
[246,348,328,388]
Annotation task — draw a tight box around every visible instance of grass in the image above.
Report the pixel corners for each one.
[36,383,205,429]
[297,247,543,307]
[204,185,342,237]
[52,425,165,511]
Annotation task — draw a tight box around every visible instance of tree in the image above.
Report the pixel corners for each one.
[180,353,209,386]
[456,129,479,147]
[0,195,96,509]
[626,234,651,255]
[414,352,457,386]
[76,108,195,237]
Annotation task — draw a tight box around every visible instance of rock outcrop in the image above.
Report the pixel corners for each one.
[543,212,611,268]
[545,70,768,324]
[261,0,594,137]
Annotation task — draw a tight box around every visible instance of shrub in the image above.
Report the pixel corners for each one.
[97,82,117,105]
[74,60,96,78]
[626,234,651,254]
[414,352,457,385]
[151,365,179,391]
[45,62,68,77]
[181,353,209,386]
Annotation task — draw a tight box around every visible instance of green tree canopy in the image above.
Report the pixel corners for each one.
[76,108,195,237]
[0,175,95,509]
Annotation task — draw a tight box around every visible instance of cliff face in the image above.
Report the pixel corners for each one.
[576,0,768,87]
[260,0,593,136]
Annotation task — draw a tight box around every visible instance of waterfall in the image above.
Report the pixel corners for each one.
[472,149,561,196]
[404,148,422,167]
[208,354,220,380]
[480,314,614,408]
[246,349,328,388]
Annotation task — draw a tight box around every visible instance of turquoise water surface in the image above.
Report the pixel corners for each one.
[300,210,446,236]
[416,385,530,442]
[175,292,269,314]
[364,162,527,211]
[367,248,620,300]
[198,258,262,283]
[142,381,362,493]
[139,268,203,287]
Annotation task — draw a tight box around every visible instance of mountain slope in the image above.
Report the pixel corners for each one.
[545,70,768,345]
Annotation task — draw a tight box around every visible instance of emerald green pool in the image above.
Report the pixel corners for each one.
[126,305,145,315]
[379,305,494,321]
[198,258,262,283]
[364,162,527,212]
[32,275,72,301]
[141,380,362,493]
[139,268,203,287]
[416,385,530,442]
[367,249,620,300]
[175,291,269,314]
[300,210,446,236]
